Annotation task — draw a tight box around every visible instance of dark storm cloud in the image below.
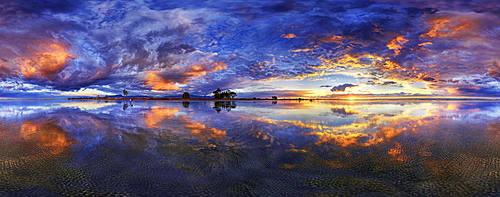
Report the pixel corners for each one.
[428,84,500,97]
[330,84,358,92]
[14,0,82,13]
[0,63,13,79]
[0,1,217,92]
[377,0,500,15]
[364,80,402,87]
[456,86,500,96]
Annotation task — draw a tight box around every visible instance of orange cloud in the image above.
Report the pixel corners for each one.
[418,42,433,46]
[144,61,227,91]
[144,71,181,91]
[386,35,409,55]
[319,35,348,44]
[420,13,482,40]
[319,53,385,70]
[187,62,227,77]
[282,33,297,38]
[376,60,404,72]
[372,60,446,84]
[20,43,75,80]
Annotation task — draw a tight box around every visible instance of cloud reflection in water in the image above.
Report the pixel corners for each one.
[0,100,499,196]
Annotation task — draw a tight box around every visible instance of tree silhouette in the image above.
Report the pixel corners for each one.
[182,92,190,99]
[272,96,278,100]
[213,88,222,99]
[213,88,237,99]
[123,89,129,97]
[229,91,237,99]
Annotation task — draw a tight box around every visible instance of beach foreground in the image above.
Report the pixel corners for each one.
[1,100,499,196]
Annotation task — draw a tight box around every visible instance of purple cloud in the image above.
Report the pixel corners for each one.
[330,84,358,92]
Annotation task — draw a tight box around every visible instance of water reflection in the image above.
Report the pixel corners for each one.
[0,100,499,196]
[182,101,190,108]
[213,101,237,113]
[20,120,76,155]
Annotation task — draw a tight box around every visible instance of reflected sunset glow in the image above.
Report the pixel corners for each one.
[20,120,75,154]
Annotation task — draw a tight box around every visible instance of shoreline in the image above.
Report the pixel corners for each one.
[65,97,500,101]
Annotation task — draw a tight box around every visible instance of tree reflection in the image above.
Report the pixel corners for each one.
[213,101,236,113]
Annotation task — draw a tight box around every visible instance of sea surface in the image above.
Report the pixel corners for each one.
[1,99,499,196]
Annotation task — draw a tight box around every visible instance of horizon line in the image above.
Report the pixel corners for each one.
[2,96,500,101]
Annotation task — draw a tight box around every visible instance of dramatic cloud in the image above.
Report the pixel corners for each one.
[0,0,499,98]
[143,62,227,91]
[428,84,500,97]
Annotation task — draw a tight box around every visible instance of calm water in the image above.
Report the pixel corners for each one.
[1,100,499,196]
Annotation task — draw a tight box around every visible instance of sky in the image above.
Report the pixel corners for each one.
[0,0,499,99]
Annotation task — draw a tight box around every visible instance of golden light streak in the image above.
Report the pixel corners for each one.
[418,42,433,46]
[291,48,313,52]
